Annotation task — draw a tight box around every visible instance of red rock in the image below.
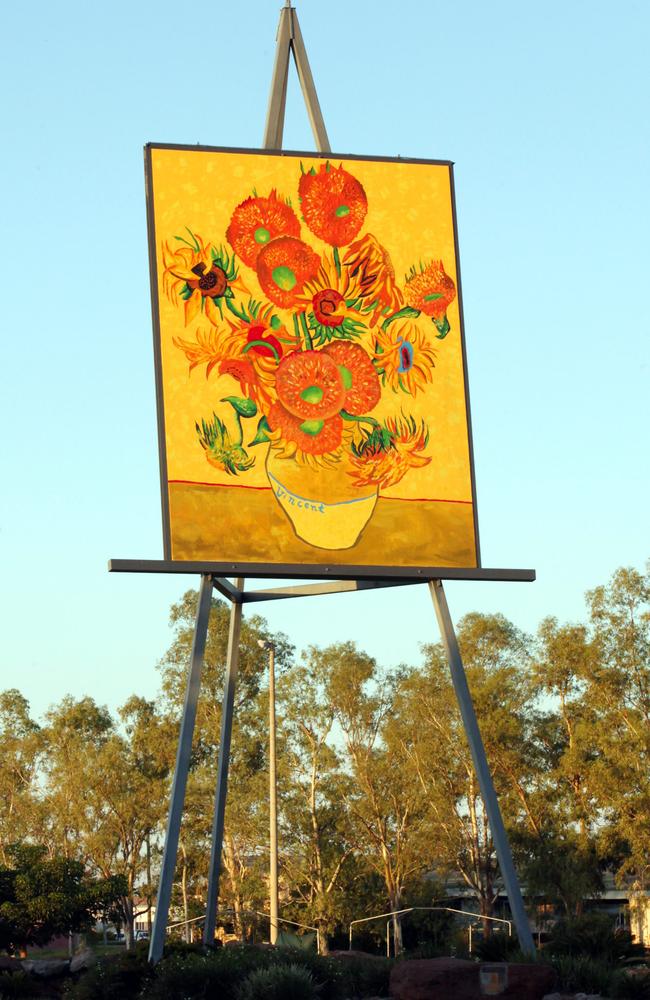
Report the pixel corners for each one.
[490,962,556,999]
[390,957,480,1000]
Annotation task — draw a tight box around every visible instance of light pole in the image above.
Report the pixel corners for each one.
[258,639,279,945]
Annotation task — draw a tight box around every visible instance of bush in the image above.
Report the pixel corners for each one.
[64,947,152,1000]
[144,947,275,1000]
[237,963,317,1000]
[610,968,650,1000]
[546,911,641,962]
[331,955,392,999]
[549,954,615,995]
[472,932,521,962]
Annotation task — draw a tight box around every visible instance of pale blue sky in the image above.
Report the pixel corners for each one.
[1,0,648,718]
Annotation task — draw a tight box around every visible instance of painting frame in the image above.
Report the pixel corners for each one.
[144,143,481,575]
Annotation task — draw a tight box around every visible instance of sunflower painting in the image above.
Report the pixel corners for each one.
[146,145,479,570]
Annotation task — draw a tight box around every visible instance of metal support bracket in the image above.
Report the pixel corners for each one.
[148,574,214,964]
[203,579,245,945]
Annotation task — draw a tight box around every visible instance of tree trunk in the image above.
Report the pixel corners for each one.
[123,896,135,950]
[146,833,152,936]
[223,832,245,940]
[180,845,191,943]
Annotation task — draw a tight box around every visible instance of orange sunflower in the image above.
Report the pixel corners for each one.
[275,350,345,420]
[404,259,456,331]
[226,190,301,269]
[298,162,367,247]
[373,320,437,396]
[299,250,369,343]
[342,233,403,325]
[268,402,343,457]
[349,416,431,489]
[162,230,248,326]
[256,236,321,309]
[173,310,290,410]
[323,341,380,415]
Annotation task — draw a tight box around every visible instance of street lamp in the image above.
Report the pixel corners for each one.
[258,639,279,945]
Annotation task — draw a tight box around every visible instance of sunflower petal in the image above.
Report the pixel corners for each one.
[184,291,201,326]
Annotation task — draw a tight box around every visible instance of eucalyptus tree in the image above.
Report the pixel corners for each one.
[523,617,604,915]
[278,655,358,952]
[0,691,42,865]
[395,614,536,934]
[584,564,650,883]
[317,641,430,955]
[156,590,293,935]
[40,695,172,948]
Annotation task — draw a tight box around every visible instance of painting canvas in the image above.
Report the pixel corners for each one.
[146,145,480,570]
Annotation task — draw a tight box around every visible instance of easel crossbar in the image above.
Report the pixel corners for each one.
[108,559,535,588]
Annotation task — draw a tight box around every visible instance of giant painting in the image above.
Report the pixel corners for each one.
[146,145,479,570]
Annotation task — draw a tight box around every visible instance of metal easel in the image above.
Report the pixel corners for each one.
[115,1,536,963]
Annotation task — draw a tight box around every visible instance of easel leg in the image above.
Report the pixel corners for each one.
[203,578,244,946]
[149,574,214,964]
[428,580,536,957]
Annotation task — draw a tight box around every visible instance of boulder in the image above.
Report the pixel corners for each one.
[390,957,480,1000]
[22,958,70,977]
[70,948,96,973]
[480,962,556,998]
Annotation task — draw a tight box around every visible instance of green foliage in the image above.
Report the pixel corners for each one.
[329,955,392,998]
[64,947,152,1000]
[472,932,522,962]
[610,968,650,1000]
[236,963,317,1000]
[549,953,615,994]
[546,911,641,962]
[0,844,126,955]
[142,946,275,1000]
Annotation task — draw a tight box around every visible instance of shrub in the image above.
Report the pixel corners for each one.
[472,932,521,962]
[610,968,650,1000]
[237,963,317,1000]
[549,953,615,995]
[546,911,641,962]
[64,948,152,1000]
[143,947,276,1000]
[328,954,392,999]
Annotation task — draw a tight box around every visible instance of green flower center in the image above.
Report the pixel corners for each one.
[299,418,324,436]
[338,365,353,390]
[300,385,324,404]
[272,265,297,291]
[335,205,350,218]
[254,227,271,244]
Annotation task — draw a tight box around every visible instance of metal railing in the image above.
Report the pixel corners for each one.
[349,906,512,957]
[166,908,320,952]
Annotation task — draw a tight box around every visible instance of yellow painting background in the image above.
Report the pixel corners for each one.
[149,146,478,567]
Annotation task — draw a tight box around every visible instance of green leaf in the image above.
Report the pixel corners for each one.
[249,416,272,446]
[221,396,258,418]
[433,314,451,339]
[270,314,282,330]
